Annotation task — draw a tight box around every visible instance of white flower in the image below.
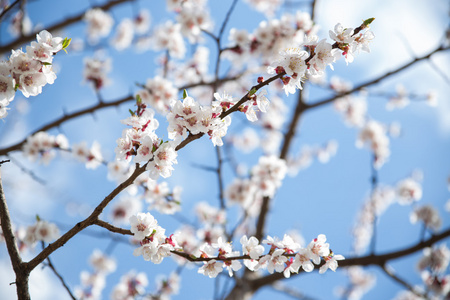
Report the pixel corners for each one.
[241,235,264,259]
[84,8,114,44]
[150,21,186,58]
[36,30,63,53]
[134,9,151,34]
[129,212,158,240]
[89,249,117,274]
[307,234,330,264]
[417,245,450,274]
[410,205,441,231]
[154,142,178,167]
[356,120,390,168]
[34,220,59,243]
[176,4,212,43]
[266,249,288,274]
[397,177,422,205]
[309,39,340,75]
[319,252,345,274]
[0,74,15,104]
[329,23,355,44]
[270,47,308,77]
[198,260,223,278]
[293,248,314,272]
[353,30,375,54]
[224,256,242,277]
[111,18,134,51]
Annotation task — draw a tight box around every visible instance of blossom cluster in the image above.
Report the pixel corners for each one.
[22,131,69,164]
[21,131,105,169]
[198,233,344,278]
[174,1,212,43]
[111,271,148,300]
[337,267,376,300]
[72,141,104,169]
[387,84,438,110]
[129,211,344,279]
[135,76,178,115]
[130,212,180,264]
[351,174,443,255]
[287,140,339,176]
[75,250,117,300]
[144,20,186,58]
[83,55,112,90]
[267,20,374,96]
[226,11,319,65]
[114,102,178,179]
[416,244,450,297]
[225,155,287,217]
[84,7,151,51]
[244,0,282,18]
[166,92,232,147]
[356,120,390,168]
[1,30,66,119]
[109,270,180,300]
[23,218,59,247]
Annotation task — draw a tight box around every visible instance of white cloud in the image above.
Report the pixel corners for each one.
[0,258,71,300]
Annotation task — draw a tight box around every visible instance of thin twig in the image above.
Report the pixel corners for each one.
[369,154,378,255]
[380,264,427,299]
[0,0,20,20]
[0,94,133,156]
[250,226,450,290]
[216,146,226,210]
[24,163,147,272]
[306,45,450,110]
[271,282,319,300]
[218,0,238,41]
[41,242,76,300]
[6,155,46,185]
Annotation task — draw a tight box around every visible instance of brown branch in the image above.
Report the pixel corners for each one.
[94,219,132,236]
[255,89,307,242]
[0,95,133,156]
[220,72,285,120]
[380,264,427,299]
[0,0,134,54]
[0,165,30,300]
[250,226,450,290]
[175,132,204,151]
[271,282,319,300]
[179,73,244,90]
[279,89,307,160]
[23,163,147,272]
[0,0,20,20]
[215,146,226,210]
[254,196,270,242]
[306,44,450,110]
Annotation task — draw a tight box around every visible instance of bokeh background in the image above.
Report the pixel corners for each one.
[0,0,449,299]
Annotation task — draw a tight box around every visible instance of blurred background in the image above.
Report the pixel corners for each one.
[0,0,449,299]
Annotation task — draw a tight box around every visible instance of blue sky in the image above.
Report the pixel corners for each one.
[0,0,449,299]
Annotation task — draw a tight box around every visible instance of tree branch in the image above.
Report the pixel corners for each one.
[0,0,134,54]
[23,163,146,272]
[0,164,30,300]
[380,264,427,299]
[42,242,76,300]
[0,0,20,20]
[94,219,132,236]
[0,95,133,156]
[251,226,450,290]
[306,45,450,110]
